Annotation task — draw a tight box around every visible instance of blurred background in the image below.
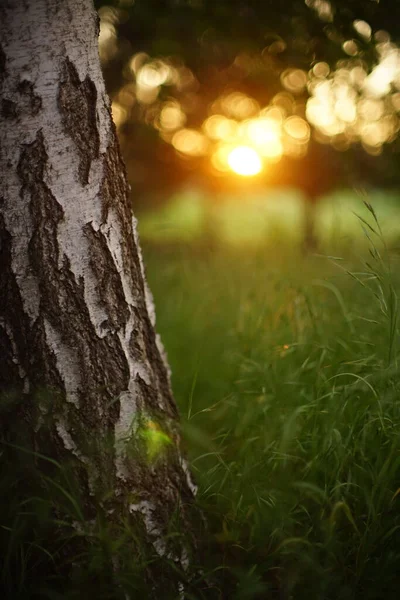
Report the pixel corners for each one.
[95,0,400,249]
[90,6,400,595]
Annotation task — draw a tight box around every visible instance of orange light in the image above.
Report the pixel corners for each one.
[172,129,209,156]
[227,146,262,176]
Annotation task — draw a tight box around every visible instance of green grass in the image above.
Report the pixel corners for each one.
[141,205,400,598]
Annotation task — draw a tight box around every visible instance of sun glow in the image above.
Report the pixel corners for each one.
[227,146,262,176]
[107,20,400,172]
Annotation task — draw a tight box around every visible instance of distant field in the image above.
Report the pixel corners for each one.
[142,202,400,598]
[137,186,400,250]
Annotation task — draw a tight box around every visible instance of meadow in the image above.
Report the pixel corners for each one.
[140,194,400,598]
[2,192,400,599]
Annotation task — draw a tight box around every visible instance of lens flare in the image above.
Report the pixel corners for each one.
[227,146,262,176]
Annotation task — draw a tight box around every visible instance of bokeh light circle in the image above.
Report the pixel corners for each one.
[227,146,262,176]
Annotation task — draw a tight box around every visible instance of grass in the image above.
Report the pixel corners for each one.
[2,199,400,598]
[140,202,400,598]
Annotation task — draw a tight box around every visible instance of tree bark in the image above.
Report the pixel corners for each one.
[0,0,197,594]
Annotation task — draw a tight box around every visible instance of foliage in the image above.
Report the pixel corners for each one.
[95,0,400,201]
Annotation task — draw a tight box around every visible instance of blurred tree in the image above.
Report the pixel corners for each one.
[96,0,400,215]
[0,0,198,595]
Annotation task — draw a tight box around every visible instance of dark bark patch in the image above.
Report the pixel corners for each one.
[83,222,130,330]
[18,129,49,186]
[0,216,55,438]
[1,98,17,118]
[129,327,145,363]
[135,373,159,413]
[0,212,31,394]
[133,307,177,419]
[18,132,64,277]
[58,58,100,185]
[100,129,130,224]
[0,325,21,391]
[30,316,66,397]
[0,43,6,84]
[50,255,130,414]
[17,79,42,115]
[100,134,145,302]
[94,12,100,38]
[1,81,42,120]
[60,402,118,497]
[16,134,67,405]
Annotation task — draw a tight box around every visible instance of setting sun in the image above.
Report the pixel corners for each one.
[227,146,263,176]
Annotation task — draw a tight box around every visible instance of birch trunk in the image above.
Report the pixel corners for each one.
[0,0,198,594]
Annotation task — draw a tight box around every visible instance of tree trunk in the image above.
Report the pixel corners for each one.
[0,0,198,595]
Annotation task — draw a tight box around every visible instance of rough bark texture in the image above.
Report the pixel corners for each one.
[0,0,197,592]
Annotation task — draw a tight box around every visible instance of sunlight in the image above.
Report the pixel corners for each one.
[203,115,238,141]
[363,49,400,97]
[227,146,262,176]
[245,118,281,146]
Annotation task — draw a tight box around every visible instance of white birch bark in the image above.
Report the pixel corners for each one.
[0,0,197,590]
